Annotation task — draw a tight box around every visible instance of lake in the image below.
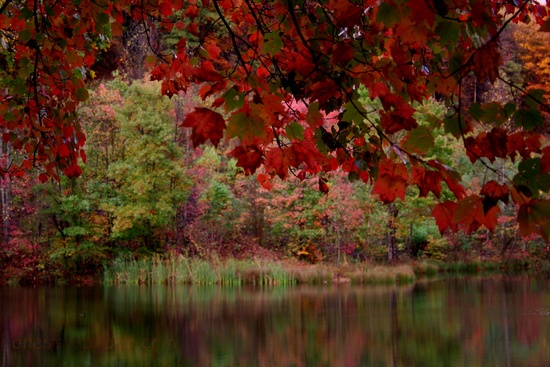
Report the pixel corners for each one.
[1,277,549,366]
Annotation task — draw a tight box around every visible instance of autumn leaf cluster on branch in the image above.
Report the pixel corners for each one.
[1,0,550,239]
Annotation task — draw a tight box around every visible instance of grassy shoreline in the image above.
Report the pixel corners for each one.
[102,254,550,286]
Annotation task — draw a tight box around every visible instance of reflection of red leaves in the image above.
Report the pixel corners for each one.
[181,108,225,147]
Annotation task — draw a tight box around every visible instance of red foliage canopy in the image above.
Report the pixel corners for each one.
[2,0,550,238]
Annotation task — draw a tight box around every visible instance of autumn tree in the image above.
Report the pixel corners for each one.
[2,0,550,239]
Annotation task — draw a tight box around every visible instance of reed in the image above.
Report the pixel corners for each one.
[258,261,297,286]
[151,255,168,284]
[350,264,416,285]
[218,258,242,286]
[98,255,550,286]
[189,259,217,285]
[412,261,439,278]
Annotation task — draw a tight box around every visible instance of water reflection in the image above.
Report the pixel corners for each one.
[1,277,550,366]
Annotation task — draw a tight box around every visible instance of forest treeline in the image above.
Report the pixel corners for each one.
[1,22,549,285]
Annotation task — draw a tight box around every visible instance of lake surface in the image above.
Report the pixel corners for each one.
[1,277,550,367]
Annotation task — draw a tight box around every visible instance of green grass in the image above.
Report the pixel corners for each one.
[349,265,416,285]
[103,255,299,286]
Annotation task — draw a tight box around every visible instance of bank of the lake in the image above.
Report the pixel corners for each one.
[101,254,550,286]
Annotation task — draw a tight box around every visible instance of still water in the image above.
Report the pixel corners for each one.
[1,277,550,367]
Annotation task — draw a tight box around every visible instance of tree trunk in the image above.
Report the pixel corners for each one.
[387,204,398,263]
[0,141,10,246]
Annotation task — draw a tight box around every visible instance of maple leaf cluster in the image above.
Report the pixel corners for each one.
[2,0,550,239]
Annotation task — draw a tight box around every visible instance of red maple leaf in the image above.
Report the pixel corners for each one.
[471,41,503,83]
[372,174,407,203]
[181,108,226,147]
[507,131,542,161]
[411,165,442,198]
[480,180,509,204]
[265,148,291,179]
[372,159,408,203]
[464,128,508,163]
[228,145,264,175]
[432,201,458,234]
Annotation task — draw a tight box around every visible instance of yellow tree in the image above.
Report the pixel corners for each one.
[514,23,550,100]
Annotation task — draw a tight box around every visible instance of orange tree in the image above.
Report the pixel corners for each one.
[1,0,550,239]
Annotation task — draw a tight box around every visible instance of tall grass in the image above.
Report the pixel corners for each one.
[104,255,418,286]
[104,255,550,286]
[349,264,416,285]
[103,255,300,286]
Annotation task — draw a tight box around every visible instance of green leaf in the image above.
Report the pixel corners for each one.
[513,158,550,198]
[504,102,516,116]
[285,121,304,140]
[513,108,543,131]
[403,126,434,154]
[435,21,460,48]
[226,111,266,142]
[348,171,360,181]
[449,51,463,77]
[223,87,244,112]
[518,158,541,179]
[75,87,89,102]
[96,12,110,27]
[518,200,550,240]
[342,101,367,126]
[18,29,32,44]
[377,3,400,27]
[45,5,55,16]
[20,7,34,20]
[525,89,546,109]
[443,115,468,138]
[262,32,283,55]
[468,102,508,126]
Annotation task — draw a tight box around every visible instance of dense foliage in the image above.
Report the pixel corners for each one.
[1,1,550,282]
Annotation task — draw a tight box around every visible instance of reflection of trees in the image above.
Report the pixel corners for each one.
[1,279,550,366]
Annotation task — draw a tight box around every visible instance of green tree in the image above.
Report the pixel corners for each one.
[105,81,189,251]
